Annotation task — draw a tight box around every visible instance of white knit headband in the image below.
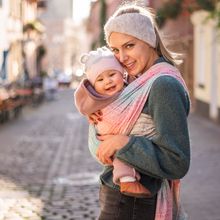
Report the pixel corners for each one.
[104,13,156,48]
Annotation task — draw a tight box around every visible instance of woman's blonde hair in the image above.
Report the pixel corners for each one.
[105,3,182,66]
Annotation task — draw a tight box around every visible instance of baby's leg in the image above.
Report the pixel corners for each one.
[120,181,152,198]
[113,158,138,184]
[113,158,151,198]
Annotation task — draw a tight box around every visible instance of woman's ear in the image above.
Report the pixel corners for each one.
[123,72,129,85]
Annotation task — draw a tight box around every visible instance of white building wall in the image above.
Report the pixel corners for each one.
[0,0,23,82]
[39,0,91,76]
[0,0,10,51]
[191,10,220,121]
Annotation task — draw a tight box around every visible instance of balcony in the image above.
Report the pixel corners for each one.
[37,0,47,9]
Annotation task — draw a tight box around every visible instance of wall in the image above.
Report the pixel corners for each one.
[39,0,73,74]
[191,10,220,123]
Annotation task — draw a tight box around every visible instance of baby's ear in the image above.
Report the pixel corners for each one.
[80,53,89,64]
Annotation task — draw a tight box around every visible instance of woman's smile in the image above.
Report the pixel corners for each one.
[124,61,136,72]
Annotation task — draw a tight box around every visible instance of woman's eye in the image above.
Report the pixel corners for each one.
[126,44,134,49]
[110,73,116,77]
[111,48,119,54]
[97,78,103,82]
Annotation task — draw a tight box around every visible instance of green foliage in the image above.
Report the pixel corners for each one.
[99,0,107,46]
[91,41,98,50]
[196,0,215,11]
[156,0,220,29]
[39,70,47,78]
[208,6,220,28]
[156,0,182,27]
[36,45,46,61]
[23,20,45,33]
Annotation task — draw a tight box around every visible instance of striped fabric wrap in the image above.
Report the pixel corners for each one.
[88,62,188,220]
[95,62,188,136]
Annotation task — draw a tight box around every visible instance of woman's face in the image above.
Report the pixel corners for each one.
[108,32,157,77]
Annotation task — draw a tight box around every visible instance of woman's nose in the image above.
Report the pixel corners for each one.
[118,51,128,63]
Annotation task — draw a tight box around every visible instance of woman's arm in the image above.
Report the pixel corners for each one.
[115,76,190,180]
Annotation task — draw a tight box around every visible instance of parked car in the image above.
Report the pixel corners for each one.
[57,73,71,87]
[43,76,58,101]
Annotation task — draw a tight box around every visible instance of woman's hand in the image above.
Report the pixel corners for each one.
[96,134,130,165]
[87,110,102,124]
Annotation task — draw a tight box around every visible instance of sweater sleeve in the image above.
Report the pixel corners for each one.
[88,124,106,165]
[115,76,190,180]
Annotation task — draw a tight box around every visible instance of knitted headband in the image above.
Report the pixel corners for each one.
[80,47,124,86]
[104,12,156,48]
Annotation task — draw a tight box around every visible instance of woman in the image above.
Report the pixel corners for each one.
[88,3,190,220]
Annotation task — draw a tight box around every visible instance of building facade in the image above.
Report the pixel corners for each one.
[22,0,45,80]
[191,10,220,124]
[39,0,85,77]
[149,0,194,107]
[0,0,46,84]
[0,0,23,83]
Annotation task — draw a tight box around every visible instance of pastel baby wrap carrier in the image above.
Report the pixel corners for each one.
[75,62,188,220]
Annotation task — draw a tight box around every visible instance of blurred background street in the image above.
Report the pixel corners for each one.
[0,0,220,219]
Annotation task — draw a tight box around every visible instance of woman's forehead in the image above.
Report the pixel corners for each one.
[109,32,135,47]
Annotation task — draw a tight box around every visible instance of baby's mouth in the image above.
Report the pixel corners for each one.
[106,85,116,91]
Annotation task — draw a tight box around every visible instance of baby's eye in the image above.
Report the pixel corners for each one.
[97,78,103,82]
[110,72,116,77]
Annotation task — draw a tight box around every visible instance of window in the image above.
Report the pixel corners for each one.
[37,0,47,9]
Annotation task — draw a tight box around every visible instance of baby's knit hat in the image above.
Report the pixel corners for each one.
[80,47,124,85]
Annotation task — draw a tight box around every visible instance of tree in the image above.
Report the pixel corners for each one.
[99,0,107,46]
[156,0,220,28]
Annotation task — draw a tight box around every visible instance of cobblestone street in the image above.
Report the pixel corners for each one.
[0,89,101,220]
[0,88,220,220]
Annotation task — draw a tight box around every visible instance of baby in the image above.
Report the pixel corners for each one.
[74,47,151,197]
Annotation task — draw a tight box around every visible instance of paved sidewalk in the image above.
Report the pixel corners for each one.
[0,89,102,220]
[182,113,220,220]
[0,88,219,220]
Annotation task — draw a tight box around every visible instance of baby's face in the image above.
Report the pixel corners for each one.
[94,70,124,96]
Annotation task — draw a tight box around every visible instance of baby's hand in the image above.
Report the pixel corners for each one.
[87,110,102,124]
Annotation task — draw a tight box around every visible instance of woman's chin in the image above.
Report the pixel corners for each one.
[126,67,139,77]
[127,71,139,77]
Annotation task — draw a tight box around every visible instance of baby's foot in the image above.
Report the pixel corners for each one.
[120,181,152,198]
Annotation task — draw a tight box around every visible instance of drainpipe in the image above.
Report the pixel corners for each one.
[210,26,218,122]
